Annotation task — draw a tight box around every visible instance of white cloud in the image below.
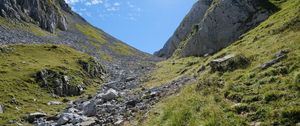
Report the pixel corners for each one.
[113,2,120,6]
[65,0,79,4]
[66,0,141,22]
[85,0,103,6]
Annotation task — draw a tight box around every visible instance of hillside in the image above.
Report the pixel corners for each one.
[155,0,277,58]
[0,0,158,125]
[0,44,106,124]
[0,0,151,64]
[143,0,300,125]
[0,0,299,125]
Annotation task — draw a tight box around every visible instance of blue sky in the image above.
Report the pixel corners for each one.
[65,0,197,54]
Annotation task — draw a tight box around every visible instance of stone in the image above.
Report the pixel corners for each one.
[47,101,62,106]
[83,101,97,117]
[0,104,4,113]
[98,89,119,101]
[65,108,78,113]
[57,116,69,125]
[125,77,136,82]
[126,100,139,108]
[209,54,249,72]
[261,50,289,69]
[79,117,96,126]
[114,119,124,125]
[26,112,47,123]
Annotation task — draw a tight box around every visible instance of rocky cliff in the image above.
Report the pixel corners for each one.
[0,0,68,33]
[154,0,213,58]
[155,0,276,58]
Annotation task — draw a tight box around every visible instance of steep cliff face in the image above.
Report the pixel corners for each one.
[0,0,68,33]
[156,0,276,58]
[154,0,213,58]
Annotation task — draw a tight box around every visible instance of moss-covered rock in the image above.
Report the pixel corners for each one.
[35,69,84,97]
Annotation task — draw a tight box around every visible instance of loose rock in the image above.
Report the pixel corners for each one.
[26,112,47,123]
[261,50,289,69]
[47,101,62,106]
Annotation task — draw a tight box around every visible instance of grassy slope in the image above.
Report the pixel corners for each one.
[0,45,103,125]
[143,0,300,125]
[75,23,141,62]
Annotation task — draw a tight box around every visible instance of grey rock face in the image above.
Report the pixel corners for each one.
[0,0,68,33]
[154,0,213,58]
[156,0,276,58]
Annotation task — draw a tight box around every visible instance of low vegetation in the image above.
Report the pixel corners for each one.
[0,45,104,125]
[142,0,300,125]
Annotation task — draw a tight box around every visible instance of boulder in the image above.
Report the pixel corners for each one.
[57,116,69,125]
[26,112,47,123]
[97,89,119,101]
[210,54,250,72]
[82,101,97,117]
[57,113,89,125]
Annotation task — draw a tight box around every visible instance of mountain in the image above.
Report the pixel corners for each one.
[144,0,300,125]
[0,0,151,64]
[0,0,299,125]
[154,0,213,58]
[0,0,157,125]
[155,0,277,58]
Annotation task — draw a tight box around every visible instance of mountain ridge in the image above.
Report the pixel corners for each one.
[155,0,277,58]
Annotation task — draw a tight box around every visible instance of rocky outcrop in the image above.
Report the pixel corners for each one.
[0,0,68,33]
[78,58,106,78]
[35,69,84,97]
[35,58,106,97]
[155,0,276,58]
[154,0,213,58]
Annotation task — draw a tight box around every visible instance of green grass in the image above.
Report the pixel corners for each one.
[0,44,104,125]
[142,0,300,125]
[108,42,137,57]
[144,57,202,88]
[75,23,107,45]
